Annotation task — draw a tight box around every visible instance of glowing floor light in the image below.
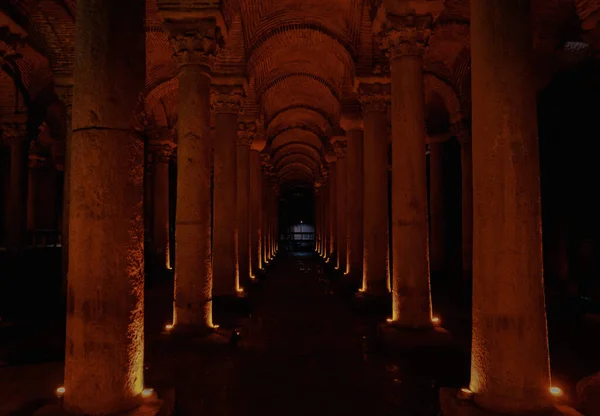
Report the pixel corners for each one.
[142,388,154,398]
[56,386,65,398]
[550,386,563,397]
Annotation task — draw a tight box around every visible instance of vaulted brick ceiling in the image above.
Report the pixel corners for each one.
[1,0,596,187]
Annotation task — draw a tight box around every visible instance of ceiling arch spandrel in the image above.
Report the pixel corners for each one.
[271,129,323,153]
[261,77,341,125]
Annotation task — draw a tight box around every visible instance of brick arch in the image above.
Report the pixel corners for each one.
[274,153,320,175]
[424,73,462,125]
[271,142,323,166]
[267,107,332,139]
[0,69,27,116]
[271,129,323,153]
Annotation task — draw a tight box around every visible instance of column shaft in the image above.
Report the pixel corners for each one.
[390,47,431,326]
[250,150,262,274]
[237,141,250,289]
[336,155,348,272]
[346,129,364,278]
[152,147,172,271]
[213,110,239,296]
[459,134,473,278]
[470,0,551,412]
[64,0,145,412]
[328,163,337,259]
[173,66,213,329]
[6,129,28,251]
[428,141,446,274]
[361,99,388,295]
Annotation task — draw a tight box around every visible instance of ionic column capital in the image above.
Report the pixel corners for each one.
[379,13,433,60]
[164,18,223,70]
[357,82,391,113]
[211,84,244,114]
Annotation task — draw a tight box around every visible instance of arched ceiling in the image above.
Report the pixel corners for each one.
[2,0,594,186]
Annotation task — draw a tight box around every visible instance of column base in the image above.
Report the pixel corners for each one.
[33,391,163,416]
[378,323,451,350]
[439,388,582,416]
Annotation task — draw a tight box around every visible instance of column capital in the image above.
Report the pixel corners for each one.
[54,81,73,119]
[149,140,176,163]
[250,118,266,151]
[379,13,433,59]
[357,82,391,113]
[211,84,244,114]
[237,120,257,146]
[340,98,364,131]
[164,18,223,70]
[333,140,348,159]
[28,153,50,169]
[1,114,28,146]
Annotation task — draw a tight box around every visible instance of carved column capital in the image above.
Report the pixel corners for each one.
[379,14,433,60]
[211,84,244,114]
[357,82,391,113]
[238,120,257,146]
[28,153,49,169]
[149,140,176,164]
[333,140,348,158]
[54,80,73,119]
[164,18,223,70]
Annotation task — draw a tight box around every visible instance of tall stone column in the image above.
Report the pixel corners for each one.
[428,136,448,275]
[2,117,28,252]
[321,180,329,258]
[341,108,364,280]
[469,1,551,412]
[358,83,389,295]
[237,121,254,289]
[249,139,266,275]
[55,78,73,294]
[27,152,57,232]
[380,14,433,327]
[326,159,337,261]
[333,140,348,273]
[64,0,145,413]
[261,169,270,264]
[149,134,175,271]
[315,188,321,254]
[212,84,243,296]
[163,17,223,331]
[454,122,473,279]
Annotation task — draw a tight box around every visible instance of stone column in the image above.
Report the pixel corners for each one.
[341,108,364,280]
[428,135,448,275]
[454,122,473,279]
[63,0,145,413]
[261,169,270,264]
[55,78,73,293]
[212,84,243,296]
[321,180,329,258]
[237,121,254,289]
[469,1,551,412]
[27,151,58,234]
[149,135,175,271]
[2,118,28,251]
[327,159,337,261]
[163,17,223,331]
[250,144,265,275]
[333,140,348,273]
[380,14,433,326]
[358,83,389,295]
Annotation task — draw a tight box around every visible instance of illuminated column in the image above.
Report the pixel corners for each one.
[163,17,223,331]
[237,121,254,289]
[149,133,175,271]
[315,188,321,253]
[333,139,348,273]
[341,106,364,279]
[428,135,449,275]
[64,0,145,412]
[321,180,330,258]
[212,84,243,296]
[54,78,73,291]
[358,83,389,295]
[326,158,337,261]
[469,1,551,412]
[380,14,433,327]
[2,117,28,252]
[453,122,473,279]
[249,145,264,275]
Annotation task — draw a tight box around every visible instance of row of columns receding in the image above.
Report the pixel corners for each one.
[18,1,558,415]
